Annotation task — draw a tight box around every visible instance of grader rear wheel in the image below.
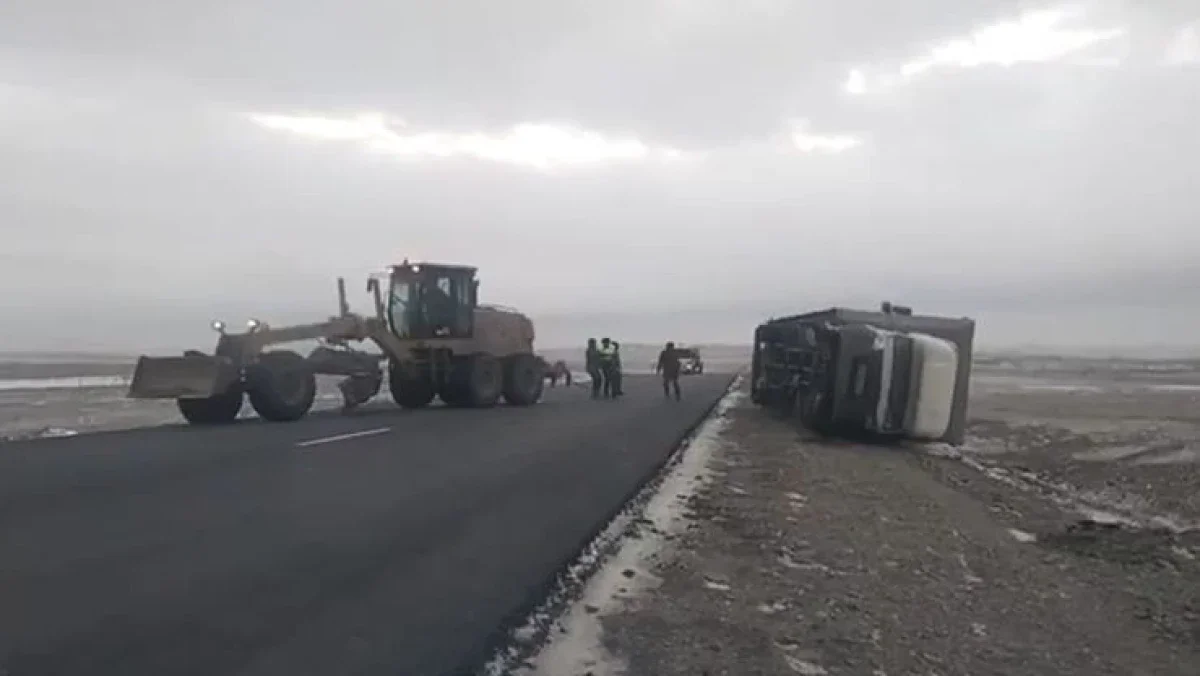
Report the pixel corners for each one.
[464,354,503,408]
[502,354,544,406]
[438,381,470,407]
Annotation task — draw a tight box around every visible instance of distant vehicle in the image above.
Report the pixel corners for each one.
[677,347,704,375]
[751,302,975,445]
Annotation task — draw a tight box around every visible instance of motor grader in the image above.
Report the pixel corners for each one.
[127,261,546,425]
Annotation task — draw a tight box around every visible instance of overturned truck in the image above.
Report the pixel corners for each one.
[751,302,975,445]
[128,261,546,425]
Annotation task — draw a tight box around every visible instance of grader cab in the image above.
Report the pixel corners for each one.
[128,261,546,425]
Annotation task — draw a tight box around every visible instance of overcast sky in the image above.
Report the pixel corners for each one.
[2,0,1198,352]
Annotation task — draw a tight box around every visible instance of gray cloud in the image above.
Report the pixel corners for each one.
[2,0,1198,353]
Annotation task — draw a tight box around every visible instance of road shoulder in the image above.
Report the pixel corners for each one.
[524,384,1200,675]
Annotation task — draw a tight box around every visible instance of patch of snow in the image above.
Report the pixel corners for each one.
[1131,447,1200,466]
[703,578,732,591]
[1,426,82,442]
[920,442,965,458]
[0,376,129,391]
[783,654,829,675]
[758,600,789,615]
[1018,383,1104,393]
[1008,528,1037,543]
[1143,384,1200,393]
[1071,445,1152,462]
[498,376,745,676]
[778,550,843,576]
[38,426,79,438]
[952,453,1200,534]
[977,377,1200,396]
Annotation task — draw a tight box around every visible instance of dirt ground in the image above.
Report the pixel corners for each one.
[527,364,1200,676]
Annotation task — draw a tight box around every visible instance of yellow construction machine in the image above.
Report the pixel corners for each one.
[128,261,545,424]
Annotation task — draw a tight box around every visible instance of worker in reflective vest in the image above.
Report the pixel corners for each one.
[585,338,603,398]
[597,338,617,398]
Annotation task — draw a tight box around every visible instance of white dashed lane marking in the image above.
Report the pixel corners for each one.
[295,427,392,448]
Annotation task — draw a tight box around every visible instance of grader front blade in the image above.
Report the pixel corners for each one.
[127,354,242,400]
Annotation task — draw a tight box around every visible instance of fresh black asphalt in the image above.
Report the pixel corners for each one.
[0,373,735,676]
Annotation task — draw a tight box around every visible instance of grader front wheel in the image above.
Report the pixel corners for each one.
[177,387,244,425]
[389,362,436,409]
[246,350,317,422]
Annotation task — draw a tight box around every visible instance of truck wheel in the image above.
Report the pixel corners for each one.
[177,387,244,425]
[768,390,795,419]
[502,354,544,406]
[389,362,435,409]
[246,350,317,422]
[466,354,503,408]
[800,390,832,435]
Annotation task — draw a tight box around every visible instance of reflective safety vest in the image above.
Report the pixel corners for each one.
[598,344,616,361]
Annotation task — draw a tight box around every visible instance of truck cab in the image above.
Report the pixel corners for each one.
[820,325,958,441]
[752,304,973,444]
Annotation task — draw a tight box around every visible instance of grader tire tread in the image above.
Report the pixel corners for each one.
[177,388,244,425]
[438,383,471,408]
[465,354,503,408]
[502,354,544,406]
[246,350,317,422]
[389,362,436,409]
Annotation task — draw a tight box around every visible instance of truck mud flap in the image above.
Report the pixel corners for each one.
[127,355,241,400]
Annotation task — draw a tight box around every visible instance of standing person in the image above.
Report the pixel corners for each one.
[586,338,603,399]
[655,341,683,401]
[610,341,624,397]
[598,337,617,398]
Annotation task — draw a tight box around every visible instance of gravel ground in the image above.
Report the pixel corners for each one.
[532,370,1200,676]
[958,370,1200,527]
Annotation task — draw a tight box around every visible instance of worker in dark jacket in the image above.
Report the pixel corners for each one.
[610,341,624,397]
[585,338,603,398]
[655,341,683,401]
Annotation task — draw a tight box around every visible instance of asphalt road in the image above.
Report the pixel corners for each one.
[0,373,735,676]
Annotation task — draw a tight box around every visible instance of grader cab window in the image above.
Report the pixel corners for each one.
[388,280,414,337]
[387,266,476,339]
[423,274,459,337]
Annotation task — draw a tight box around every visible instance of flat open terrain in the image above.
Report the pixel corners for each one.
[0,373,733,676]
[527,361,1200,676]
